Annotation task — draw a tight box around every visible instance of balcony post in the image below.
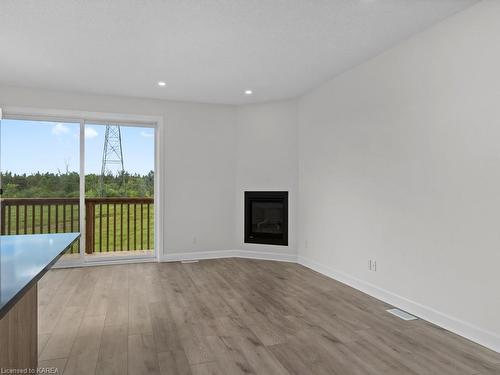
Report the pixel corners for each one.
[0,200,5,235]
[85,200,94,254]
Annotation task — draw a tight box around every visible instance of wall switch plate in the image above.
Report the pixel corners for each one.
[368,260,372,270]
[372,261,377,271]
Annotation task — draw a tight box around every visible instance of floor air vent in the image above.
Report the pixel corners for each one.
[181,260,199,264]
[386,308,418,321]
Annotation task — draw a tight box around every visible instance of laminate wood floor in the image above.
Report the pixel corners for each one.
[37,258,500,375]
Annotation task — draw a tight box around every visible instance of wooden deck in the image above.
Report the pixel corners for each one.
[37,258,500,374]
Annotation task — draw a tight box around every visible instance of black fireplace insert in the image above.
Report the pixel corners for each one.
[244,191,288,246]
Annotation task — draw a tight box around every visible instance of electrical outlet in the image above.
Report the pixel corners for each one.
[192,236,197,245]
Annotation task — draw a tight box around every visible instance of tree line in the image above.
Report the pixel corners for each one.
[0,171,154,198]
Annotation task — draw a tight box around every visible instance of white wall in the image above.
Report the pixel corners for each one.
[298,0,500,350]
[0,87,300,261]
[0,86,237,256]
[235,99,298,258]
[1,0,498,351]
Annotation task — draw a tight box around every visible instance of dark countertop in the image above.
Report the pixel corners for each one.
[0,233,80,318]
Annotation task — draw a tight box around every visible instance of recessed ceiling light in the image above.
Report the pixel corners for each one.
[158,81,166,87]
[245,90,253,95]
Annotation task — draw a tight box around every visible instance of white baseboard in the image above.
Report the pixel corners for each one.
[54,248,498,353]
[234,250,297,263]
[160,250,238,262]
[160,249,297,263]
[298,255,500,354]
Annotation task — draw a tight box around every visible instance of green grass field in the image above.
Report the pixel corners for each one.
[2,203,154,254]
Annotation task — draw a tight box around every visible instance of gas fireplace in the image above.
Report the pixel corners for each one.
[244,191,288,246]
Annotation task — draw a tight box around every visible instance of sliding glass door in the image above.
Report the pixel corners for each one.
[0,116,156,264]
[83,123,155,260]
[0,118,82,262]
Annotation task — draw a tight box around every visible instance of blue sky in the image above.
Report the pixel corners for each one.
[0,119,154,175]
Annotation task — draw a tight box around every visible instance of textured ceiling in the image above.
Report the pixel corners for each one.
[0,0,478,104]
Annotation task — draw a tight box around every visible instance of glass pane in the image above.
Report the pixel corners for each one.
[84,124,154,258]
[251,202,284,234]
[0,119,81,261]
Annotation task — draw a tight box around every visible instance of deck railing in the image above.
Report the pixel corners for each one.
[0,197,154,254]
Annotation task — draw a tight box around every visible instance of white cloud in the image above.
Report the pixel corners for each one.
[52,123,70,136]
[140,130,154,138]
[85,127,98,139]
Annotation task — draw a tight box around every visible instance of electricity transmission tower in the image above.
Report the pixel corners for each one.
[100,125,124,196]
